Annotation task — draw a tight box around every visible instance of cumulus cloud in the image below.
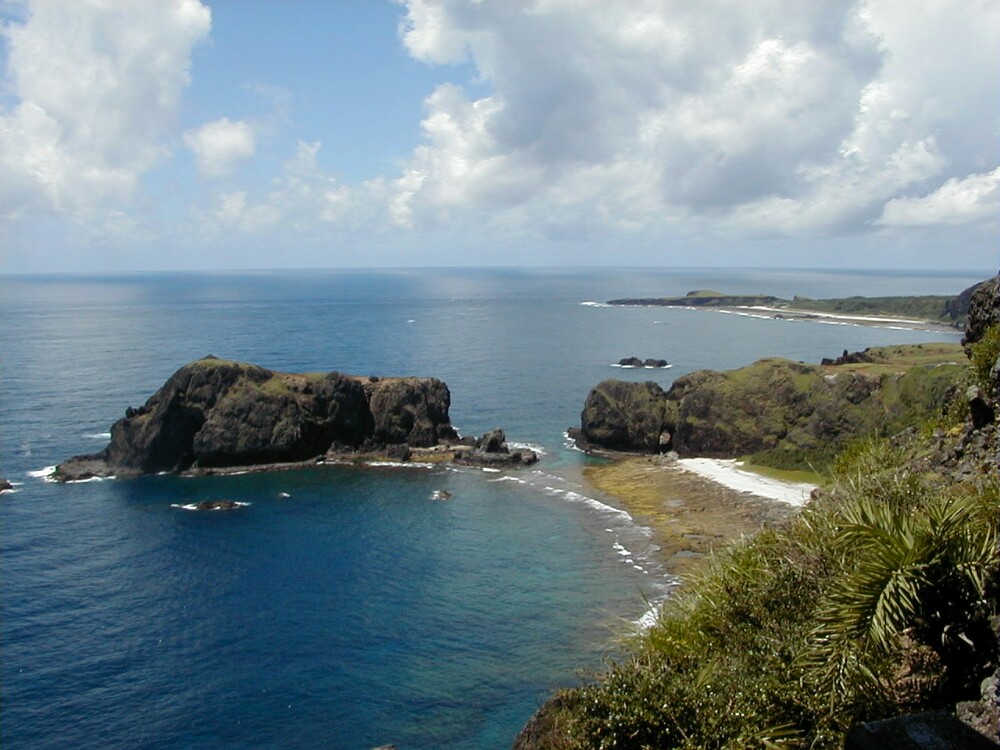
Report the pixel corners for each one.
[392,0,1000,238]
[0,0,211,217]
[195,140,384,237]
[879,167,1000,227]
[183,117,256,177]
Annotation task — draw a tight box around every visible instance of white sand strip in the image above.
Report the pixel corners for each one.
[741,306,935,327]
[677,458,817,506]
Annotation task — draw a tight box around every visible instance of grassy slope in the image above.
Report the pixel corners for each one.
[671,344,964,473]
[551,440,998,749]
[530,340,997,750]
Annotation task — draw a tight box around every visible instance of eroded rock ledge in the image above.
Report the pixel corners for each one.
[55,356,474,481]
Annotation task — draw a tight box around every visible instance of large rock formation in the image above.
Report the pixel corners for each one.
[960,273,999,354]
[55,357,457,480]
[575,348,963,469]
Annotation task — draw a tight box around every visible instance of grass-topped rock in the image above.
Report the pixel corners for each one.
[55,356,458,480]
[575,344,965,471]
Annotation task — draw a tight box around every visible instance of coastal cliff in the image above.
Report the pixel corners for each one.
[55,356,458,480]
[519,276,999,749]
[575,344,966,471]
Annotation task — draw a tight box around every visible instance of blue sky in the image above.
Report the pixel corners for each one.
[1,0,998,273]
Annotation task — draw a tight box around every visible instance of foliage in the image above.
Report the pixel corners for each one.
[969,323,1000,394]
[555,438,998,750]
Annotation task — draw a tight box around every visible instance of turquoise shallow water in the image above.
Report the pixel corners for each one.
[0,268,977,749]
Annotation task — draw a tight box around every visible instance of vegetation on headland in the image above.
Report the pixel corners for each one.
[518,324,998,749]
[606,287,974,328]
[577,343,968,474]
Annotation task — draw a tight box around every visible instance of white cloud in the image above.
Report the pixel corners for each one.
[391,0,1000,239]
[879,167,1000,227]
[183,117,256,177]
[0,0,211,217]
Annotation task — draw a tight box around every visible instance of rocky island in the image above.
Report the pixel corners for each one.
[55,356,532,481]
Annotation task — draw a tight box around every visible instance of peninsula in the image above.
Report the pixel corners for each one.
[607,281,981,331]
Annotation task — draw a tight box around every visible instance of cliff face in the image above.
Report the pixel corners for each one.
[577,348,963,469]
[57,357,456,479]
[961,273,999,354]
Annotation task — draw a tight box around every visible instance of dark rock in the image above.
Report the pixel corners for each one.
[56,358,457,480]
[823,348,875,366]
[967,386,996,429]
[194,500,243,511]
[364,377,457,448]
[845,710,999,749]
[384,443,412,462]
[0,478,13,492]
[961,274,1000,355]
[956,674,999,740]
[476,428,508,454]
[512,449,539,465]
[643,358,669,368]
[579,380,670,453]
[454,429,538,468]
[618,357,643,367]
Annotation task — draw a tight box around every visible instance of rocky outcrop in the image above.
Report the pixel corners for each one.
[575,352,962,469]
[961,273,999,354]
[618,357,670,368]
[453,428,539,467]
[0,478,13,493]
[55,357,458,480]
[574,379,672,453]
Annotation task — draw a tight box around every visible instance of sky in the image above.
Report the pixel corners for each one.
[0,0,997,273]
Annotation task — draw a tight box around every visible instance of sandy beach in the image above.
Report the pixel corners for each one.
[676,457,817,506]
[735,305,959,332]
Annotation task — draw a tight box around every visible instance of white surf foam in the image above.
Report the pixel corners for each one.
[277,492,291,498]
[84,432,112,440]
[171,501,251,512]
[562,431,587,454]
[488,475,527,484]
[27,466,58,482]
[580,300,612,308]
[364,461,435,470]
[508,441,547,456]
[66,475,115,484]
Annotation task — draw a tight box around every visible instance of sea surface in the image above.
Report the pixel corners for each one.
[0,267,982,749]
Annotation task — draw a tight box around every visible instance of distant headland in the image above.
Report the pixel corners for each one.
[606,280,984,332]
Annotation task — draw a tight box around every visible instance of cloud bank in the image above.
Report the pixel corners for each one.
[1,0,997,269]
[392,0,999,239]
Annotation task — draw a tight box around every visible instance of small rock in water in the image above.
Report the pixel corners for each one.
[196,500,243,511]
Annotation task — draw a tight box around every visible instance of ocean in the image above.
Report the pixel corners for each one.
[0,267,982,749]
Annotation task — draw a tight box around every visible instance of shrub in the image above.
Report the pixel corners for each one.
[969,323,999,395]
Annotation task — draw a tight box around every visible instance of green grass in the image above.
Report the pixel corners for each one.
[737,459,826,486]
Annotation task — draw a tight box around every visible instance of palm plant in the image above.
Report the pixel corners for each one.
[803,486,998,720]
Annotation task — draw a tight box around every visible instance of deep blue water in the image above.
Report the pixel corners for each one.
[0,267,980,749]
